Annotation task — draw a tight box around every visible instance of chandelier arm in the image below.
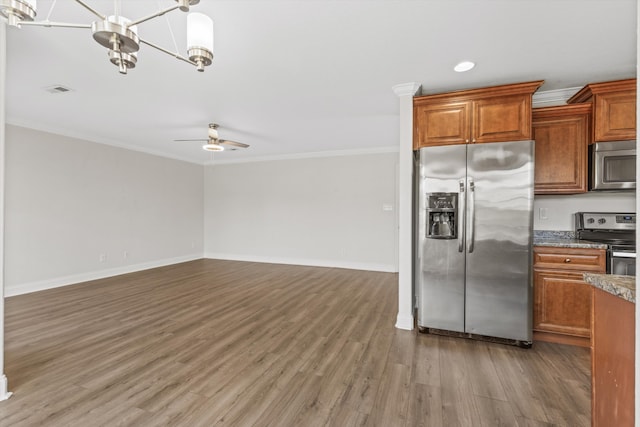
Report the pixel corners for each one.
[17,21,92,29]
[127,4,182,28]
[73,0,106,20]
[139,38,197,66]
[45,0,58,21]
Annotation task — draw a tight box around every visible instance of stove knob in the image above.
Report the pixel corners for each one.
[598,218,606,224]
[587,218,595,224]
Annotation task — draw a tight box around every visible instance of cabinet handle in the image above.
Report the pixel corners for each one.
[472,138,476,143]
[564,258,571,263]
[465,139,469,143]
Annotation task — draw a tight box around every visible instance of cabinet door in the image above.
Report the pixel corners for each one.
[533,106,589,194]
[533,270,592,338]
[594,91,636,141]
[592,288,635,427]
[472,94,531,143]
[414,101,470,148]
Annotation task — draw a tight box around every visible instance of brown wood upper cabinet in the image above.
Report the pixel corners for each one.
[532,103,591,195]
[567,78,636,142]
[413,81,543,149]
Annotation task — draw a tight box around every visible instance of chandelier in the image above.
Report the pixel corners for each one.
[0,0,214,74]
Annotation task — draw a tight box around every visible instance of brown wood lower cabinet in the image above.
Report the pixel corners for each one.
[533,246,606,347]
[591,288,635,426]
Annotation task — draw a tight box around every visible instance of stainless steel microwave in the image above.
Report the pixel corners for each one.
[590,140,636,191]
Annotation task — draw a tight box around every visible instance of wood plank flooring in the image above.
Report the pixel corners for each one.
[0,259,590,426]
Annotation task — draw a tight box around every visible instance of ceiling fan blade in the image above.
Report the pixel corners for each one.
[219,139,250,148]
[174,139,208,142]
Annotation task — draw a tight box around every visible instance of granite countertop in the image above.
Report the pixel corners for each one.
[533,230,609,250]
[533,238,609,250]
[583,273,636,304]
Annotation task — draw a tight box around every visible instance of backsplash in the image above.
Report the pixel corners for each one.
[534,192,636,231]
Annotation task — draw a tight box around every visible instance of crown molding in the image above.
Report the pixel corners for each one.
[392,82,422,97]
[5,119,205,165]
[532,86,582,107]
[204,146,399,166]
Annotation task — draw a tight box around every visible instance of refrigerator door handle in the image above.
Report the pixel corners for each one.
[468,177,475,253]
[458,178,465,252]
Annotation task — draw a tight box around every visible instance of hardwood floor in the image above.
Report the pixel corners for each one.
[0,259,590,426]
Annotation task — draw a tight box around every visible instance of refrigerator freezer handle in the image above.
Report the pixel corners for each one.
[468,177,475,253]
[458,179,465,253]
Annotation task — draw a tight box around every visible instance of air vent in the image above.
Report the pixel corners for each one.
[44,85,73,94]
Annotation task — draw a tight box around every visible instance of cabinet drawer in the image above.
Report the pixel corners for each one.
[533,247,606,272]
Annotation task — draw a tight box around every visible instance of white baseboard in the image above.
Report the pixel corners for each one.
[204,253,398,273]
[5,253,203,297]
[395,313,415,330]
[0,375,12,401]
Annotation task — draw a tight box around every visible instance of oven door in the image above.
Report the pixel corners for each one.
[591,141,636,191]
[609,248,636,276]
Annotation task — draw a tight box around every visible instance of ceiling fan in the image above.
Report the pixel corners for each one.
[174,124,250,151]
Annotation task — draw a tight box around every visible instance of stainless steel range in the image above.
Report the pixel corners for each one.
[575,212,636,276]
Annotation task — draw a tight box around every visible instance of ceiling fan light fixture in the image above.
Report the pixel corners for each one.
[0,0,37,27]
[203,143,224,152]
[187,13,214,72]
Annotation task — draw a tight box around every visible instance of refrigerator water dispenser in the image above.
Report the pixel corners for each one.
[426,193,457,239]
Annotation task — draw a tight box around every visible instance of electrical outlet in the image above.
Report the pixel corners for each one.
[123,251,128,259]
[539,208,548,220]
[99,253,107,263]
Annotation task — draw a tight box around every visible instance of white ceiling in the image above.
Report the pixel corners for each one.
[5,0,637,165]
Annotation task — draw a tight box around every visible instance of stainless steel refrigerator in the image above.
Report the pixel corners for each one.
[415,140,534,345]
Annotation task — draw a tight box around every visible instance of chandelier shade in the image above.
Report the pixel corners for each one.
[187,12,214,72]
[187,13,214,53]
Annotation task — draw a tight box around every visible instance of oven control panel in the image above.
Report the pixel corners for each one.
[576,212,636,231]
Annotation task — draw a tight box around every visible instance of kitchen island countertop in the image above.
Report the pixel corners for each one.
[583,273,636,304]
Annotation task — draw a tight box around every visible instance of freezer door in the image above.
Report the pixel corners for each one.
[464,140,534,341]
[417,145,467,332]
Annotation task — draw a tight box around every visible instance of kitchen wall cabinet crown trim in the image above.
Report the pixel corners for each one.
[568,78,636,103]
[416,80,544,103]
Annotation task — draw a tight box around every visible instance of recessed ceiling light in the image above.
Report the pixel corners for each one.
[454,61,475,73]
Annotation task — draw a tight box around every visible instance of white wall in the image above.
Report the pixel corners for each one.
[534,192,636,230]
[204,152,398,272]
[4,125,204,296]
